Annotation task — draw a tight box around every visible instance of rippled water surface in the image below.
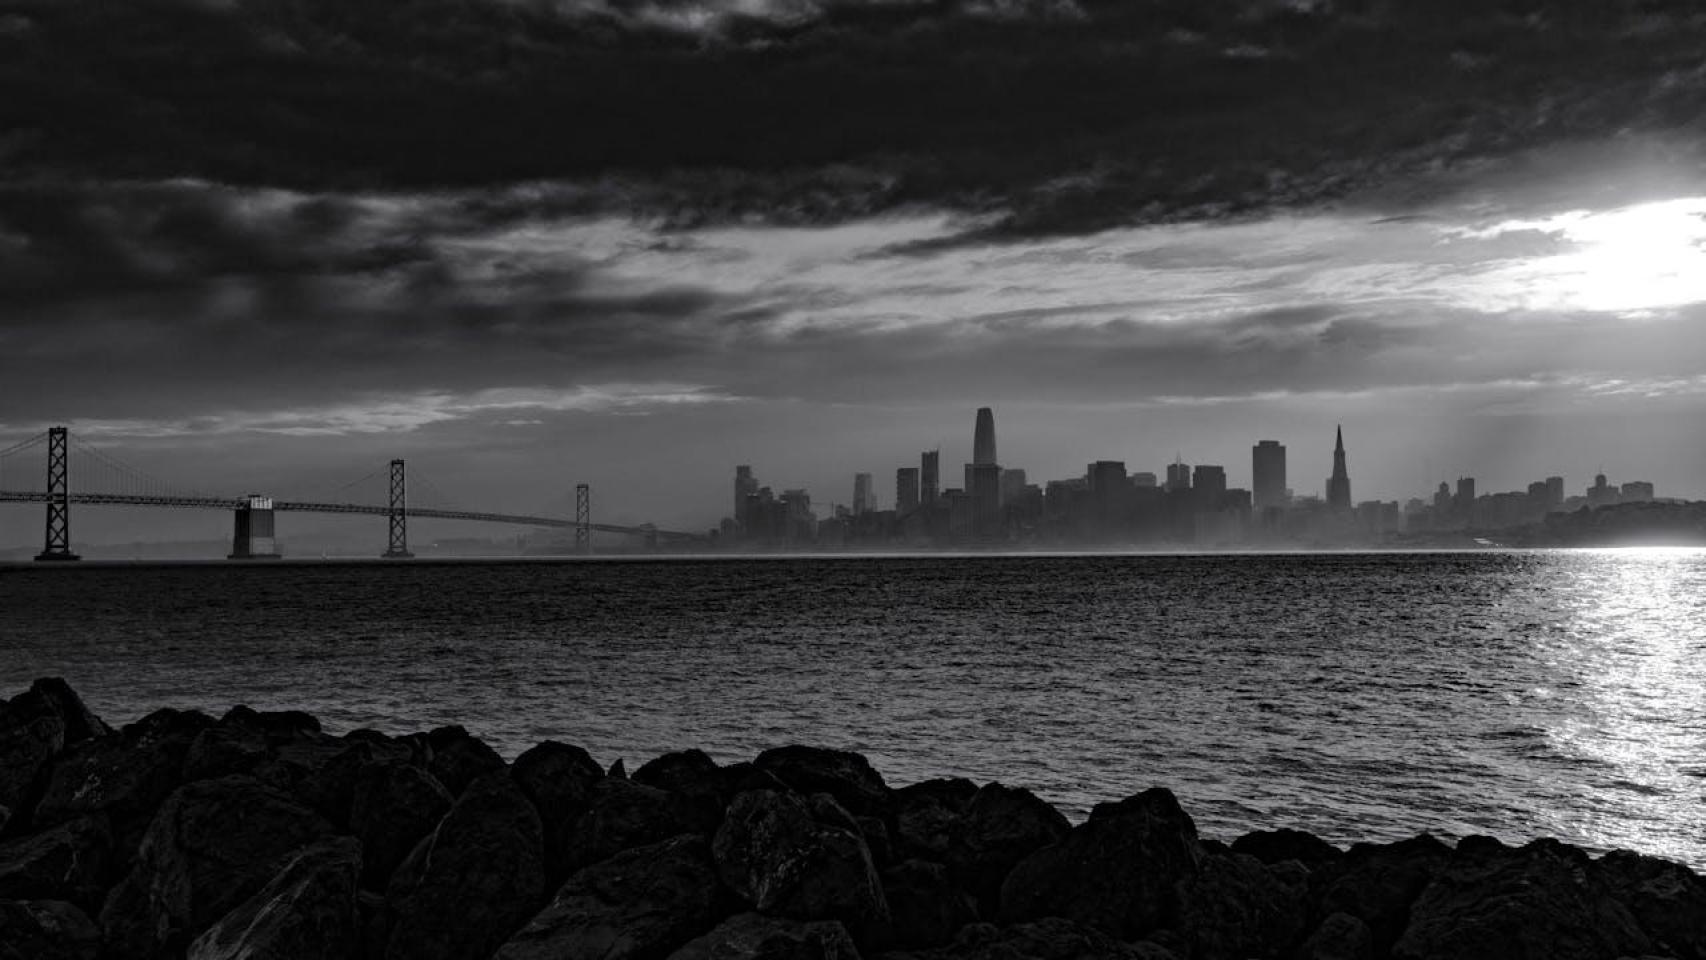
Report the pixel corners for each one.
[4,551,1704,867]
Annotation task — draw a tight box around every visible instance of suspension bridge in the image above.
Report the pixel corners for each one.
[0,427,706,561]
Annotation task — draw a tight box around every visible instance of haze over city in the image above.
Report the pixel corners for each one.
[5,0,1706,545]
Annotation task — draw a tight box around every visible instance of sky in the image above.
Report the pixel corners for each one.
[4,0,1706,543]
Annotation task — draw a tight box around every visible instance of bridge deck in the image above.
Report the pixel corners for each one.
[0,490,702,540]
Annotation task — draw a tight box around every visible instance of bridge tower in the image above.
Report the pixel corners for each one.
[383,459,413,559]
[575,483,590,555]
[228,495,283,559]
[35,426,79,562]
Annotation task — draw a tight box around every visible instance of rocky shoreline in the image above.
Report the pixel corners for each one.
[1,679,1702,960]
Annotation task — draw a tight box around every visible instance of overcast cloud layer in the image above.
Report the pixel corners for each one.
[4,0,1706,539]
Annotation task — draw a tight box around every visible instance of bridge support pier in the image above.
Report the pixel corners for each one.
[35,426,79,562]
[382,459,413,558]
[229,496,283,559]
[575,483,590,555]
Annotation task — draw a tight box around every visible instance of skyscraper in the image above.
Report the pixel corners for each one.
[1325,426,1351,511]
[896,467,920,512]
[1252,440,1287,511]
[854,473,874,514]
[1193,465,1227,505]
[973,407,997,466]
[1166,460,1191,492]
[734,465,757,531]
[921,450,939,506]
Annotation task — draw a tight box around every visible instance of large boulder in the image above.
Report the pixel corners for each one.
[0,815,112,911]
[1175,848,1306,960]
[754,747,891,818]
[0,898,101,960]
[287,736,415,829]
[349,761,452,890]
[875,859,977,950]
[385,771,546,960]
[0,685,70,823]
[1390,836,1653,960]
[945,783,1069,913]
[667,912,860,960]
[496,834,729,960]
[892,779,977,862]
[569,778,714,872]
[34,708,214,856]
[636,750,730,830]
[1596,849,1706,959]
[713,790,889,944]
[1313,834,1450,955]
[999,788,1201,941]
[185,836,362,960]
[424,726,506,798]
[512,741,605,881]
[1230,828,1342,870]
[1295,912,1374,960]
[97,775,336,960]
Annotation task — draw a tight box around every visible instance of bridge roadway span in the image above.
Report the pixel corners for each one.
[0,490,702,541]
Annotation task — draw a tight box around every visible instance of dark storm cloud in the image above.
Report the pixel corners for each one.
[4,0,1705,230]
[0,180,771,420]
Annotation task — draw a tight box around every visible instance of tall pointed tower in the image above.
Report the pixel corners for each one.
[973,407,997,466]
[1326,425,1352,511]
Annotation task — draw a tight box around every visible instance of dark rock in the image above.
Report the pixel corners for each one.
[349,761,452,890]
[1390,836,1652,960]
[496,834,729,960]
[999,787,1200,941]
[358,889,392,960]
[856,816,894,868]
[635,749,722,796]
[0,686,68,824]
[570,778,712,872]
[0,815,112,911]
[182,725,273,782]
[185,836,361,960]
[755,747,890,818]
[1231,828,1342,869]
[1314,834,1450,954]
[719,762,791,798]
[385,770,546,960]
[31,681,110,748]
[1296,912,1374,960]
[946,783,1070,913]
[97,775,336,960]
[1176,849,1305,960]
[0,899,101,960]
[897,917,1181,960]
[637,750,730,830]
[892,779,978,862]
[713,790,888,944]
[611,759,629,779]
[667,912,859,960]
[513,740,607,882]
[1596,849,1706,960]
[34,708,213,855]
[216,706,320,743]
[424,725,506,798]
[874,859,976,950]
[288,737,414,829]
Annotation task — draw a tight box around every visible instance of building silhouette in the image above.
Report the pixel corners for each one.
[896,467,920,513]
[853,473,875,514]
[1253,440,1286,511]
[920,451,939,506]
[973,407,997,466]
[1326,426,1352,511]
[1166,459,1191,492]
[1193,464,1228,507]
[734,465,757,532]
